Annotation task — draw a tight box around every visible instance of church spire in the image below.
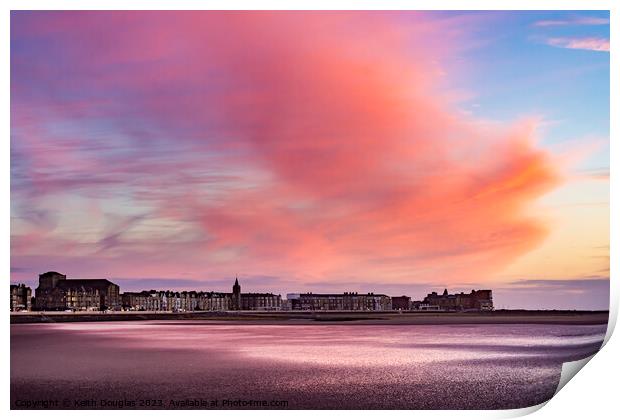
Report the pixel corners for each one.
[232,277,241,310]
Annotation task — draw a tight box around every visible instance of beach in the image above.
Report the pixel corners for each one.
[10,310,609,325]
[11,320,607,409]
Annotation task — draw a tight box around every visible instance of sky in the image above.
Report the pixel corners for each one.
[10,11,609,309]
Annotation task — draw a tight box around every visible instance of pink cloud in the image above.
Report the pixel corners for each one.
[533,17,609,27]
[546,37,610,52]
[11,12,562,287]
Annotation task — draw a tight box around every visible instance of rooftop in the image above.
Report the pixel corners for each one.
[56,279,117,291]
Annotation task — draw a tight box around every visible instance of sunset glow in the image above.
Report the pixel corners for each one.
[10,11,609,309]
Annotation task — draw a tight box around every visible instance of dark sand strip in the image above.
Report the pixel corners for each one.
[11,310,609,325]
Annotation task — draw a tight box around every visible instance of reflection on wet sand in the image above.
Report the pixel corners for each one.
[11,322,605,409]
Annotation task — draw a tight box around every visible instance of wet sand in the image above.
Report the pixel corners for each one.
[11,321,606,409]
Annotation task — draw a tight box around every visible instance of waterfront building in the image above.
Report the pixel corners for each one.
[10,284,32,311]
[205,291,232,311]
[422,289,493,311]
[289,292,392,311]
[411,301,440,311]
[391,295,411,311]
[204,279,284,310]
[120,278,281,312]
[34,271,121,311]
[121,291,163,311]
[281,299,292,311]
[240,293,281,310]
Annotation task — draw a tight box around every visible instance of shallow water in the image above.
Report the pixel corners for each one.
[10,321,606,409]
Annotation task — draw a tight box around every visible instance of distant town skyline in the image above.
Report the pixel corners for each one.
[14,271,497,313]
[11,11,609,310]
